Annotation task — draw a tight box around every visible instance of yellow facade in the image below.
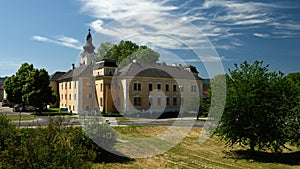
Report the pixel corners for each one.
[53,30,203,115]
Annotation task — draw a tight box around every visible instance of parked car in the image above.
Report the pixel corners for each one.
[13,104,35,112]
[1,100,9,107]
[13,104,23,112]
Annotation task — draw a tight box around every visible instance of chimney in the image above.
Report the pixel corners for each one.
[72,64,75,70]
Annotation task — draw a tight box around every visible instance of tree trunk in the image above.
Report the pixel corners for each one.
[250,140,255,153]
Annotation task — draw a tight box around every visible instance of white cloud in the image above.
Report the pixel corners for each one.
[76,0,300,51]
[184,56,231,63]
[253,33,269,38]
[0,61,21,68]
[32,35,82,50]
[79,0,177,20]
[234,19,271,25]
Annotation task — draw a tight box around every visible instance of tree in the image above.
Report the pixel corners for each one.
[285,72,300,147]
[97,40,160,66]
[4,63,34,104]
[4,63,54,113]
[217,61,299,152]
[96,42,114,61]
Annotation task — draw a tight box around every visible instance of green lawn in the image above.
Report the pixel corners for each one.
[93,126,300,169]
[6,116,37,121]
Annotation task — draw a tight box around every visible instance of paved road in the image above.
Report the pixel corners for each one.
[1,102,206,128]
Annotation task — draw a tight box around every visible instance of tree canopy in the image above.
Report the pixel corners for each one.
[96,40,160,66]
[4,63,54,112]
[217,60,300,152]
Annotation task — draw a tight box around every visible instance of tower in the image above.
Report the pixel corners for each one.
[80,29,96,65]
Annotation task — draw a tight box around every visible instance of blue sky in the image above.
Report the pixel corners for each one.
[0,0,300,78]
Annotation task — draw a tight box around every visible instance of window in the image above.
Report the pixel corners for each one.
[89,93,92,99]
[108,70,113,76]
[116,97,121,106]
[181,97,184,105]
[74,94,76,100]
[61,84,63,90]
[61,94,63,100]
[73,105,75,111]
[69,94,71,100]
[85,106,90,111]
[191,84,197,92]
[69,82,71,89]
[165,84,169,91]
[149,97,152,106]
[148,83,153,91]
[100,83,103,92]
[100,97,103,106]
[166,97,170,106]
[157,83,161,90]
[65,94,67,100]
[173,97,177,106]
[65,83,67,89]
[180,85,184,92]
[173,84,177,92]
[74,81,76,89]
[133,82,141,91]
[157,97,161,106]
[133,97,142,106]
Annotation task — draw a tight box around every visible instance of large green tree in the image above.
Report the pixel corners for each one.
[96,41,114,61]
[217,61,299,152]
[4,63,34,104]
[4,63,54,112]
[97,40,160,66]
[285,72,300,147]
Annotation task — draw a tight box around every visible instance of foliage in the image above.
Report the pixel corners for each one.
[4,63,34,104]
[0,115,16,151]
[96,41,114,61]
[4,63,55,112]
[198,96,210,118]
[83,120,118,153]
[0,116,118,168]
[217,60,300,152]
[97,40,160,65]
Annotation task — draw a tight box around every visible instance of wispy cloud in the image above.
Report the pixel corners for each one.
[32,35,82,50]
[253,33,270,38]
[0,61,21,68]
[184,56,231,63]
[78,0,300,50]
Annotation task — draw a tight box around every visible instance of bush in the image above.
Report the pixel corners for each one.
[0,116,16,151]
[82,120,118,160]
[0,116,118,168]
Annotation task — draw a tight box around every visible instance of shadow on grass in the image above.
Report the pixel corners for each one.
[31,111,72,116]
[94,149,133,164]
[225,150,300,166]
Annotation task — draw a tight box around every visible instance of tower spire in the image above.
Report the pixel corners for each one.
[83,28,95,53]
[81,29,96,65]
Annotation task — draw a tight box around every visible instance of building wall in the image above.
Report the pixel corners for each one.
[59,80,78,113]
[110,76,202,114]
[49,80,58,107]
[58,65,202,115]
[78,77,98,113]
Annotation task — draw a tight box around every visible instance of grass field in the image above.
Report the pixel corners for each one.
[93,126,300,169]
[5,116,37,121]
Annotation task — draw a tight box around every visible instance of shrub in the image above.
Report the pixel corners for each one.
[0,116,118,168]
[0,115,16,151]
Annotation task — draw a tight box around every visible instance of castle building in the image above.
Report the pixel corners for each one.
[50,30,203,115]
